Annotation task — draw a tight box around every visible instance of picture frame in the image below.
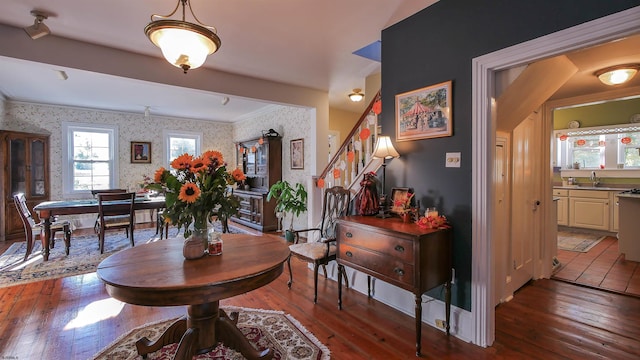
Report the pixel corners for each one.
[390,187,413,214]
[131,141,151,163]
[290,138,304,169]
[396,80,453,141]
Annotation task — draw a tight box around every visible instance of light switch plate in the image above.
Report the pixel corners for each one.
[446,152,461,168]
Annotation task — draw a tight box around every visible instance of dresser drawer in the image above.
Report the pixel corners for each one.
[339,243,414,287]
[338,223,414,263]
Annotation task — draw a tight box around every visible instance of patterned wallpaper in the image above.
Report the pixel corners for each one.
[2,100,313,229]
[234,105,312,230]
[4,101,236,200]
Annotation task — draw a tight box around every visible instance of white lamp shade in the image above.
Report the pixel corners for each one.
[145,18,221,72]
[595,65,639,86]
[150,27,217,70]
[372,136,400,159]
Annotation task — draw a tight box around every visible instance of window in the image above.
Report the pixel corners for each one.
[63,123,118,195]
[163,130,202,166]
[555,124,640,169]
[617,132,640,168]
[568,135,604,169]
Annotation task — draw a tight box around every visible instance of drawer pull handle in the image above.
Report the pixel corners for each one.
[345,232,353,238]
[394,268,405,276]
[394,245,405,253]
[345,251,353,258]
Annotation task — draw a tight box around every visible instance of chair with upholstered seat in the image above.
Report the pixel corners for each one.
[97,192,136,254]
[13,193,72,261]
[288,186,351,303]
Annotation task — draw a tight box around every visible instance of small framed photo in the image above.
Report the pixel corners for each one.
[131,141,151,164]
[396,80,453,141]
[390,187,413,214]
[290,138,304,169]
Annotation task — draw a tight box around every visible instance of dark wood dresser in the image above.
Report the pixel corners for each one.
[336,215,452,356]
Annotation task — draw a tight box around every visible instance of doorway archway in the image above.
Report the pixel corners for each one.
[471,6,640,347]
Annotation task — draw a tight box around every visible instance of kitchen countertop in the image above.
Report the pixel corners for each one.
[554,186,633,191]
[618,192,640,199]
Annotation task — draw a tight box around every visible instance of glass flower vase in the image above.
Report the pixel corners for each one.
[183,228,207,260]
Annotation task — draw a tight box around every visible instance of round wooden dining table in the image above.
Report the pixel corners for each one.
[97,233,290,360]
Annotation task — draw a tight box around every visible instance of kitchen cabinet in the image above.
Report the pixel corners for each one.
[0,130,50,241]
[556,187,623,232]
[553,189,568,226]
[611,192,620,232]
[568,189,610,231]
[618,194,640,261]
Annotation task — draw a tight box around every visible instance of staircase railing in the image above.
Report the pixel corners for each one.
[316,90,383,194]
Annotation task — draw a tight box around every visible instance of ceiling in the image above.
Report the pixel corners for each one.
[548,33,640,101]
[0,0,439,122]
[0,2,638,123]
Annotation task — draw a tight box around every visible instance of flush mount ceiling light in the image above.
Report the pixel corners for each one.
[595,64,640,86]
[24,10,50,40]
[348,88,364,102]
[144,0,221,74]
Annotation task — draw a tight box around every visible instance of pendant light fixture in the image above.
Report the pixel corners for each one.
[348,88,365,102]
[144,0,221,74]
[594,64,639,86]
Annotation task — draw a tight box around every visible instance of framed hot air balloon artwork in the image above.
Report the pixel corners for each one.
[396,80,452,141]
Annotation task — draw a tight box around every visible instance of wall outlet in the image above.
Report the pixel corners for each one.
[435,319,446,329]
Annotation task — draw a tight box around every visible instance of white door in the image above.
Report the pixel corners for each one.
[508,113,541,294]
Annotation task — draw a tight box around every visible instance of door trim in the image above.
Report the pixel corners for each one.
[471,6,640,347]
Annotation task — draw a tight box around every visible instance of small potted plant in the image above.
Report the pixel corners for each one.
[267,180,308,242]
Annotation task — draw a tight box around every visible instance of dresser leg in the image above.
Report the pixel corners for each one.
[415,295,422,356]
[337,264,344,310]
[367,275,371,298]
[445,281,451,335]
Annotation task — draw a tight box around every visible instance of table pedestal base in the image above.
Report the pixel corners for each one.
[135,301,273,360]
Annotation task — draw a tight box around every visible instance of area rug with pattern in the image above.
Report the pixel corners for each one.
[0,224,246,288]
[557,230,606,252]
[91,307,330,360]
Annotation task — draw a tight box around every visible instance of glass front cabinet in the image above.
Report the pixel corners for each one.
[1,130,50,241]
[233,136,282,231]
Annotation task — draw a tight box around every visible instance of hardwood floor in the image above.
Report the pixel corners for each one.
[1,227,640,359]
[554,235,640,297]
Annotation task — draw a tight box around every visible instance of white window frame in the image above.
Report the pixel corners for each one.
[554,124,640,170]
[163,130,202,167]
[62,122,119,196]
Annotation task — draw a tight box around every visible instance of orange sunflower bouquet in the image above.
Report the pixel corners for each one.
[146,151,242,238]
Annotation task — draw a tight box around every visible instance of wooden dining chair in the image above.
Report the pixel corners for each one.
[91,189,126,233]
[13,193,72,261]
[287,186,351,303]
[97,192,136,254]
[156,208,170,239]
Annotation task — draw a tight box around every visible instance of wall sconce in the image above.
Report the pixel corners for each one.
[145,0,221,74]
[348,88,365,102]
[595,64,639,86]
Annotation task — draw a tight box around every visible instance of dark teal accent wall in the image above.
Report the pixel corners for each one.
[381,0,639,311]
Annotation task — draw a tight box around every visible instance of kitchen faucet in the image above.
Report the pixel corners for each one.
[590,171,599,187]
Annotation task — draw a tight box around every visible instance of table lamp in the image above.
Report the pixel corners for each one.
[372,135,400,217]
